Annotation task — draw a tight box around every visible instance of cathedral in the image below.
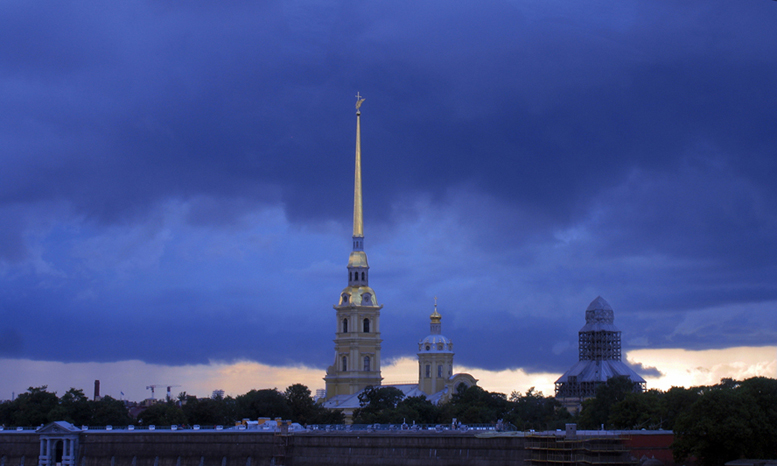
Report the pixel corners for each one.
[554,296,646,412]
[322,96,476,417]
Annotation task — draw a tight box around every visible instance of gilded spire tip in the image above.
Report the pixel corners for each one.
[353,93,364,240]
[355,92,365,112]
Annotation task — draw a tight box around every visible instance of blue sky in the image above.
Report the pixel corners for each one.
[1,0,776,400]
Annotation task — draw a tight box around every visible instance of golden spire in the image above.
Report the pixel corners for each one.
[353,92,364,239]
[430,296,442,323]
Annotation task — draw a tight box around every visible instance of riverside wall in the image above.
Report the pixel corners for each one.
[290,431,529,466]
[0,433,39,465]
[0,430,528,466]
[0,430,677,466]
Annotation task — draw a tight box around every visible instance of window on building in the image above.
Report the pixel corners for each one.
[364,356,370,372]
[342,319,348,333]
[425,365,431,378]
[449,365,452,377]
[363,318,370,332]
[438,365,442,378]
[342,356,347,371]
[361,271,365,281]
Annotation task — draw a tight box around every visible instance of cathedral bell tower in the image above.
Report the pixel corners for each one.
[324,94,383,399]
[418,299,454,396]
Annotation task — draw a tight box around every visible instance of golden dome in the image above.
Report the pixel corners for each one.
[338,285,379,306]
[430,296,441,323]
[347,251,369,268]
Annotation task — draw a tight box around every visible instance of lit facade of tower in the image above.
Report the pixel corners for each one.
[555,296,646,412]
[417,301,454,396]
[324,95,383,399]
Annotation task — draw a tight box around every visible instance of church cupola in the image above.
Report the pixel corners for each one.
[418,298,454,396]
[430,305,442,335]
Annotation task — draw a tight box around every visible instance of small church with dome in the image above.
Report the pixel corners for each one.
[417,300,477,399]
[321,95,476,418]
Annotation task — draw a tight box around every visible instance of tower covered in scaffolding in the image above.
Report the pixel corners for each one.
[555,296,646,412]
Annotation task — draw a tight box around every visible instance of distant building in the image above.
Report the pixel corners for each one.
[416,301,477,402]
[555,296,645,412]
[322,299,477,418]
[321,97,476,419]
[418,302,453,396]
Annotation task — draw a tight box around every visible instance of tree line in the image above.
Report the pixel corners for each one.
[139,384,343,427]
[0,387,131,427]
[1,383,571,430]
[575,376,777,466]
[352,384,571,429]
[0,384,342,428]
[5,376,775,466]
[355,377,777,465]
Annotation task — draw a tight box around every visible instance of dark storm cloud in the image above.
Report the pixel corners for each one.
[0,225,341,367]
[4,0,775,231]
[1,0,776,377]
[4,0,772,227]
[0,329,24,357]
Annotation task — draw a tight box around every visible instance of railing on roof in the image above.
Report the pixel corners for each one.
[306,422,517,433]
[0,426,38,432]
[1,423,518,433]
[0,425,229,432]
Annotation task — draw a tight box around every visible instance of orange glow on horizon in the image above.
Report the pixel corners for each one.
[1,346,774,402]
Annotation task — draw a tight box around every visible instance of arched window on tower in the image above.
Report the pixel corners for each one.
[363,318,370,333]
[438,365,442,378]
[349,272,352,282]
[425,365,431,378]
[361,271,365,281]
[342,319,348,333]
[364,356,370,372]
[342,356,347,371]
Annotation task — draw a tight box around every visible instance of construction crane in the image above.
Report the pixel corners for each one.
[166,385,182,401]
[146,385,162,399]
[146,384,182,401]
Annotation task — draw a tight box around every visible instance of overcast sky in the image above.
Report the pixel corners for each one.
[1,0,776,400]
